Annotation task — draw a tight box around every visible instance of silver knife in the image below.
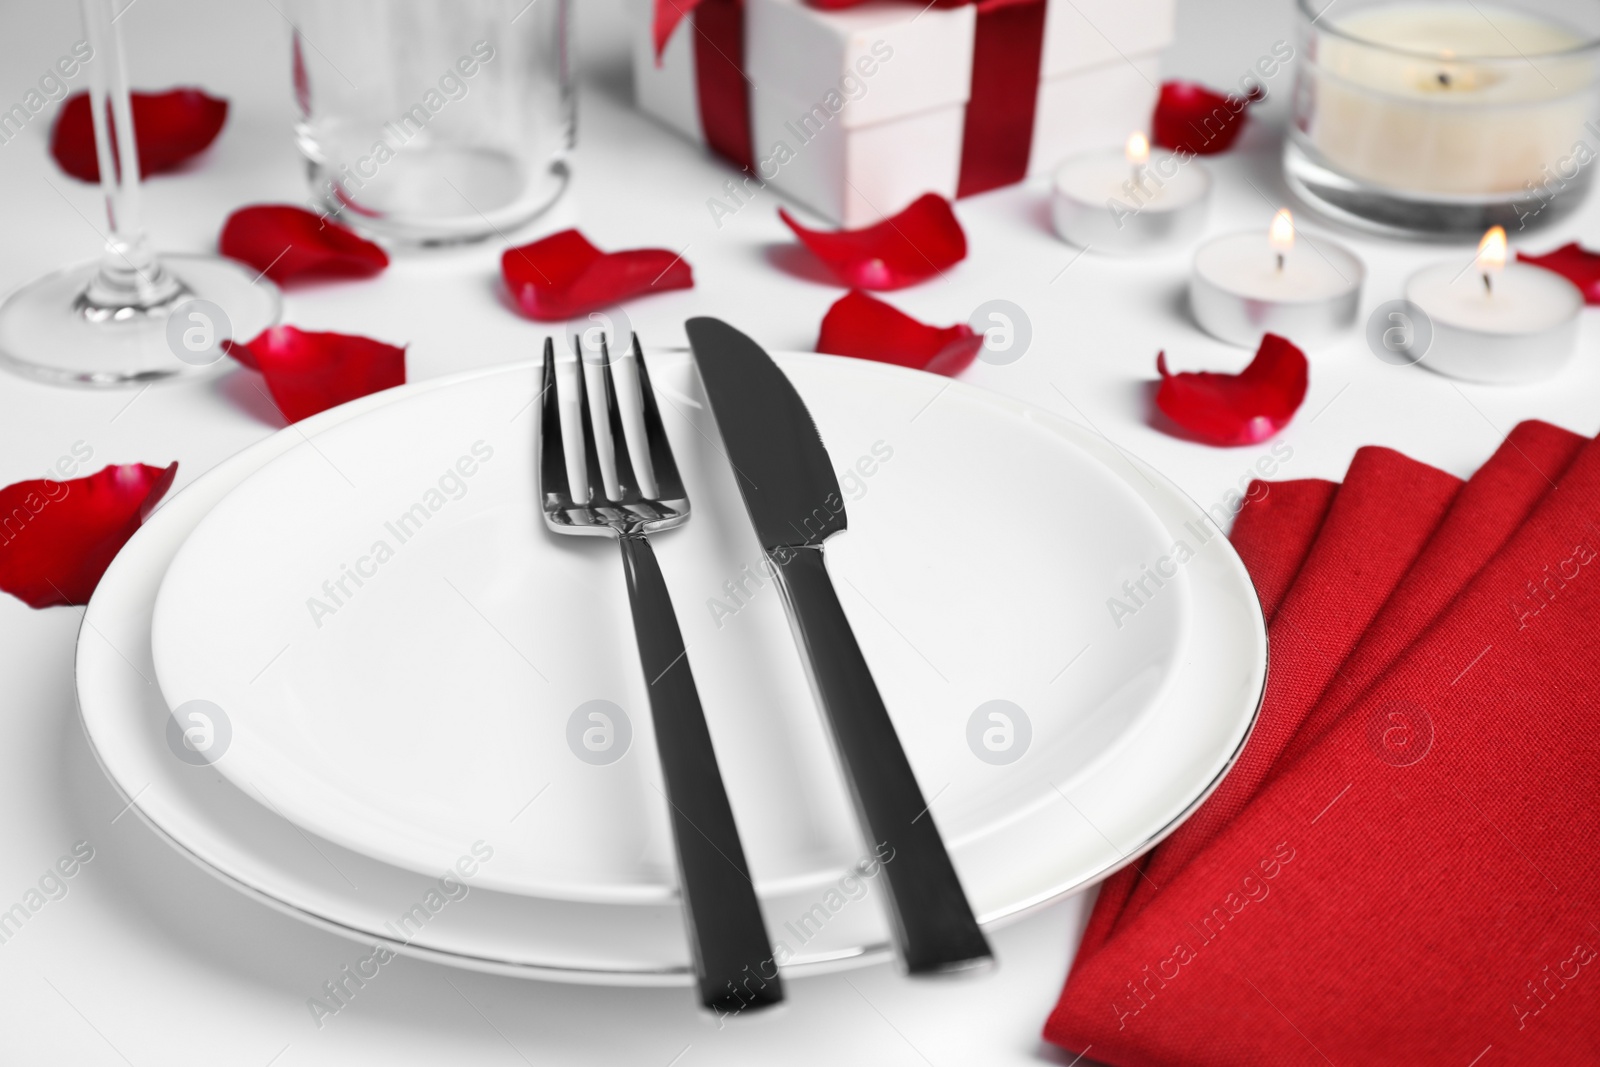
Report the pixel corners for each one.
[686,317,993,975]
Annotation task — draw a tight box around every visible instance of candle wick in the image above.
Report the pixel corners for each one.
[1438,71,1451,88]
[1276,252,1285,272]
[1482,272,1493,296]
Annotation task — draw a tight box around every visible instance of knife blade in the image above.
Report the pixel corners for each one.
[686,316,992,975]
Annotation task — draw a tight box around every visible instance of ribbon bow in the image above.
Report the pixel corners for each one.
[652,0,1049,199]
[654,0,1038,56]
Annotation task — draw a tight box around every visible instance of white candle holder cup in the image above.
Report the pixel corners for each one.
[1190,228,1365,350]
[1400,262,1583,383]
[1284,0,1600,240]
[1052,147,1211,254]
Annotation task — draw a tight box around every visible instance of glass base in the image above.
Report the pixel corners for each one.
[1284,138,1593,241]
[0,253,281,388]
[309,155,570,246]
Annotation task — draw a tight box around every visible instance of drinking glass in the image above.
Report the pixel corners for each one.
[288,0,573,245]
[0,0,280,386]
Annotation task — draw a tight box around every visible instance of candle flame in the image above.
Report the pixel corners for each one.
[1125,131,1150,168]
[1269,209,1296,254]
[1477,226,1508,274]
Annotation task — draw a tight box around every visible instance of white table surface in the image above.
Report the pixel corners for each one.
[2,0,1597,1063]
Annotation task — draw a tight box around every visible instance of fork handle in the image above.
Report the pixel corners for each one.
[770,545,993,975]
[617,533,783,1015]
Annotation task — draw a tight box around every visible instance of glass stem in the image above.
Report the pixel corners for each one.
[79,0,184,312]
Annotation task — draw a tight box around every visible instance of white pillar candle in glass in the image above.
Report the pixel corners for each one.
[1190,210,1365,348]
[1052,133,1211,254]
[1402,226,1584,382]
[1286,0,1600,237]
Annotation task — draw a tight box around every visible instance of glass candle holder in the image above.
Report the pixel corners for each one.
[1285,0,1600,239]
[288,0,573,245]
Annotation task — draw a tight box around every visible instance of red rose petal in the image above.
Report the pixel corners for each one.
[1518,243,1600,303]
[1151,80,1262,156]
[1154,333,1308,446]
[816,290,983,376]
[779,193,967,291]
[226,326,406,424]
[219,205,389,286]
[501,229,694,321]
[0,463,177,608]
[50,88,228,183]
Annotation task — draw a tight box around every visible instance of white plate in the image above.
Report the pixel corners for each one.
[82,355,1264,981]
[150,353,1260,906]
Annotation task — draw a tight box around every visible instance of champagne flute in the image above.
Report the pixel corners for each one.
[0,0,279,386]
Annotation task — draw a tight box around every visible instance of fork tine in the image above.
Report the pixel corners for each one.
[538,337,570,506]
[597,335,640,503]
[573,334,608,505]
[631,334,685,500]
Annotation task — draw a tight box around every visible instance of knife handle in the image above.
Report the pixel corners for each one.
[618,534,783,1014]
[771,545,993,975]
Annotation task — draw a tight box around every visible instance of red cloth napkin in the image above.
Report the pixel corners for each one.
[1228,478,1339,622]
[1075,426,1579,975]
[1280,420,1585,765]
[1118,447,1462,921]
[1047,424,1600,1065]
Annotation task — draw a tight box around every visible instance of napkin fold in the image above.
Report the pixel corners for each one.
[1047,422,1600,1066]
[1227,478,1339,622]
[1280,420,1585,765]
[1120,447,1462,919]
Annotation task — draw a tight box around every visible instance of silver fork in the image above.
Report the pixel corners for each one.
[538,333,782,1015]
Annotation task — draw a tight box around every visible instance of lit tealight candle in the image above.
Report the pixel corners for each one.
[1269,208,1295,271]
[1051,132,1211,254]
[1479,225,1506,295]
[1127,131,1151,188]
[1190,209,1365,349]
[1402,226,1583,383]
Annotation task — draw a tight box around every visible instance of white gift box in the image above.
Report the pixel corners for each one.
[631,0,1172,226]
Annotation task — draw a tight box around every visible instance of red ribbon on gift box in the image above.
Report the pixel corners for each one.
[655,0,756,170]
[653,0,1047,199]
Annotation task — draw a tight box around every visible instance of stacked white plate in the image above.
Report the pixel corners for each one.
[77,351,1266,983]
